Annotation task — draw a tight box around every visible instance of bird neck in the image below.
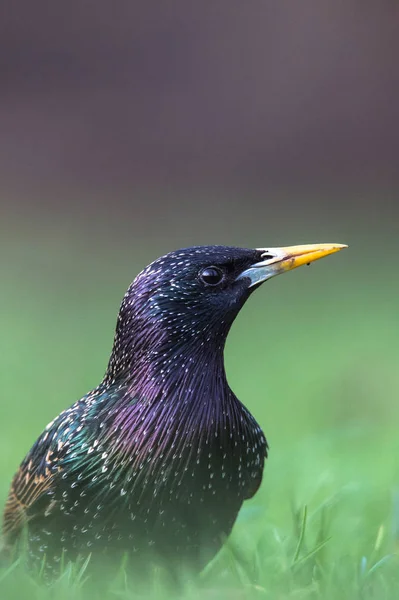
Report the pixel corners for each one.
[96,334,242,488]
[103,317,230,403]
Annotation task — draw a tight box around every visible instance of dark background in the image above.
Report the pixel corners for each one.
[1,2,398,242]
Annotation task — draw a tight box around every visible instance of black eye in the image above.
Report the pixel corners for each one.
[199,266,224,286]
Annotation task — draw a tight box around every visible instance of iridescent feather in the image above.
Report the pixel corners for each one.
[2,246,269,577]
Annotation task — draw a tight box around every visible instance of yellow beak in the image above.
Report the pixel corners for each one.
[238,243,348,287]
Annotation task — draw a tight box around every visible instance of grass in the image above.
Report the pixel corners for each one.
[1,231,399,599]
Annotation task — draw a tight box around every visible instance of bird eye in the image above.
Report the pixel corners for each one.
[199,266,224,286]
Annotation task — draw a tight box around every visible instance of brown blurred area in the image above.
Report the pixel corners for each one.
[0,1,398,239]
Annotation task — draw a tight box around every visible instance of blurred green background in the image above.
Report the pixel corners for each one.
[1,3,399,598]
[1,194,399,597]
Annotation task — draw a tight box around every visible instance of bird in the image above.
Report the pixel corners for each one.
[2,243,346,582]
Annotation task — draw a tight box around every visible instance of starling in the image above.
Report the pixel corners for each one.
[2,243,346,579]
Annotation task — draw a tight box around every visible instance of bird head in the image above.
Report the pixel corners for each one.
[106,243,346,386]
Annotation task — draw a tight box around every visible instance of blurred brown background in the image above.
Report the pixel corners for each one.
[0,1,398,240]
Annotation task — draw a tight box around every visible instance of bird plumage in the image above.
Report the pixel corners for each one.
[2,243,346,579]
[3,246,268,577]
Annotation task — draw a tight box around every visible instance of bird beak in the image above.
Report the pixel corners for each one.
[237,243,348,288]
